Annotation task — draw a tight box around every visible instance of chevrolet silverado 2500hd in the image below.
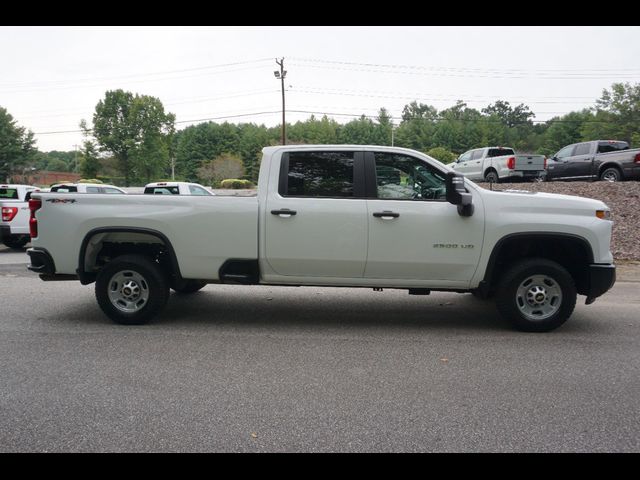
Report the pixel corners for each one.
[27,145,616,332]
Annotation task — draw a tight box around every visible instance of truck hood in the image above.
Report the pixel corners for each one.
[477,187,609,213]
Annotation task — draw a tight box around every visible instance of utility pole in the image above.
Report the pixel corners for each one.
[274,58,287,145]
[73,144,80,173]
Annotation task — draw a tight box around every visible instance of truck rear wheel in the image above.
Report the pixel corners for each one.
[600,167,621,182]
[495,258,576,332]
[484,170,499,183]
[95,254,169,325]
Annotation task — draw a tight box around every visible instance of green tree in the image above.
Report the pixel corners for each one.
[482,100,534,128]
[197,153,245,186]
[79,140,101,178]
[540,110,594,155]
[339,115,377,144]
[87,89,175,185]
[174,121,241,181]
[0,106,36,182]
[582,82,640,144]
[374,108,394,145]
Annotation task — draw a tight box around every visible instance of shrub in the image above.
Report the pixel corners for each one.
[78,178,103,184]
[426,147,457,164]
[220,178,255,189]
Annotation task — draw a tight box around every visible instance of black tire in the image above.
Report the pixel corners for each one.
[600,167,622,182]
[495,258,576,332]
[484,170,499,183]
[95,254,169,325]
[171,279,207,294]
[3,235,29,250]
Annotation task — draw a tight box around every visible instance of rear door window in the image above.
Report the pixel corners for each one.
[470,149,483,160]
[0,188,18,199]
[281,151,355,198]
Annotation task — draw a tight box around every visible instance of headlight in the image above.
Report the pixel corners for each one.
[596,210,611,220]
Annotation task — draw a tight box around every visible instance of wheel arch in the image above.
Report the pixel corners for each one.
[598,162,623,180]
[78,227,183,285]
[479,232,594,297]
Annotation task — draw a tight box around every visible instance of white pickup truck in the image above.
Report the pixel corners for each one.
[1,184,39,249]
[144,181,214,196]
[451,146,546,183]
[27,145,616,332]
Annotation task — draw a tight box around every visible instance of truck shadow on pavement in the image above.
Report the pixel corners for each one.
[154,287,513,332]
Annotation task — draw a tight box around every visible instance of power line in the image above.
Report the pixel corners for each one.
[289,57,640,79]
[0,58,273,89]
[0,62,273,94]
[291,87,595,105]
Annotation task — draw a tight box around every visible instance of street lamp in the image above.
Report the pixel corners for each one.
[274,58,287,145]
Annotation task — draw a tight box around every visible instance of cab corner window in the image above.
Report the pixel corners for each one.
[282,151,354,198]
[374,153,447,201]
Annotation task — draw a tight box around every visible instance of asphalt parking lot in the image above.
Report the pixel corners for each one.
[1,246,639,452]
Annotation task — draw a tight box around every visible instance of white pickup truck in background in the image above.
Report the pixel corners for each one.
[27,145,616,332]
[451,146,546,183]
[144,181,214,195]
[1,184,39,249]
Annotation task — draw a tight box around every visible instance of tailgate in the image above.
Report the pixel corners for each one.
[515,155,546,171]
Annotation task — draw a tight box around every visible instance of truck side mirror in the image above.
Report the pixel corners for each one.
[445,172,474,217]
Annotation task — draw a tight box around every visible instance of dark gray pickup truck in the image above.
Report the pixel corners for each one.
[546,140,640,182]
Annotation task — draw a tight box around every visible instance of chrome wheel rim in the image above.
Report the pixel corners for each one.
[516,274,562,321]
[107,270,150,313]
[602,171,618,182]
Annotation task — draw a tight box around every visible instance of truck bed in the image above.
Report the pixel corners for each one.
[32,193,259,279]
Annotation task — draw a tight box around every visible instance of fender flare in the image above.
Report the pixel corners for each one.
[77,226,182,285]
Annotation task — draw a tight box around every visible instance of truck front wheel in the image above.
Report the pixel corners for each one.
[95,254,169,325]
[495,258,576,332]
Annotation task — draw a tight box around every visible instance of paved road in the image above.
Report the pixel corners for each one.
[0,251,638,452]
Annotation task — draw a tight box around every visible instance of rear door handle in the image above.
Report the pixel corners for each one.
[271,209,297,217]
[373,211,400,219]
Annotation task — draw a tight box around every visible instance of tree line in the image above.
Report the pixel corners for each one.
[2,82,639,186]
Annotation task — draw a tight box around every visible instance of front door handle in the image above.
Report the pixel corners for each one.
[373,211,400,219]
[271,209,297,217]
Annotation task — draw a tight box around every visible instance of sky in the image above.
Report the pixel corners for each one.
[2,25,640,152]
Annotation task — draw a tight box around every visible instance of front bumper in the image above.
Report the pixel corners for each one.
[585,263,616,304]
